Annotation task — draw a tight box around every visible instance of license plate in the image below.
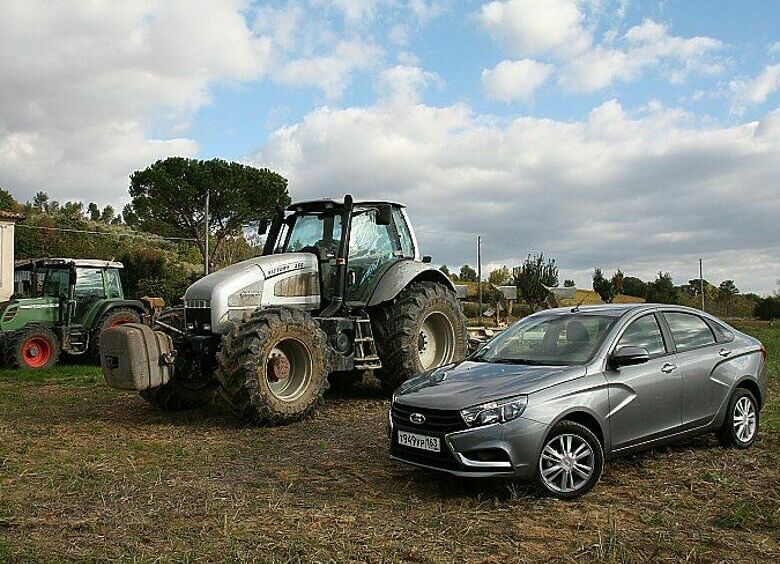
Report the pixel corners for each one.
[397,430,440,452]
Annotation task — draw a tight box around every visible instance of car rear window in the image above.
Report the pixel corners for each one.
[664,312,716,352]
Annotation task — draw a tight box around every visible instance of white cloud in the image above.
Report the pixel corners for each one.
[730,64,780,115]
[377,65,442,105]
[478,0,592,58]
[482,59,554,102]
[278,40,382,98]
[560,19,723,92]
[0,0,271,205]
[250,99,780,294]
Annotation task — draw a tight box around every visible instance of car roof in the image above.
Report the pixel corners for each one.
[287,197,406,211]
[15,258,124,269]
[541,303,716,318]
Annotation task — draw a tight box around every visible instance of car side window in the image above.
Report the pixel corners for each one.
[709,320,735,343]
[616,314,666,358]
[664,312,716,352]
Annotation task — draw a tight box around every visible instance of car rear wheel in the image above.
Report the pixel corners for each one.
[535,421,603,500]
[717,388,759,449]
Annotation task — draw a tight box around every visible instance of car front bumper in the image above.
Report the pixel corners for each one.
[388,408,548,480]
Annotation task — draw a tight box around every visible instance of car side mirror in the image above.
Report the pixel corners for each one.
[376,204,393,226]
[258,218,270,236]
[610,346,650,368]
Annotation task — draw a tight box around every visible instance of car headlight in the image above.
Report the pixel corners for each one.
[460,396,528,427]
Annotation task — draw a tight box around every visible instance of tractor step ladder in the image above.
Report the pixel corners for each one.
[353,317,382,371]
[64,325,89,354]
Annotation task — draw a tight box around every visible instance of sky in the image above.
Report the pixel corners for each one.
[1,0,779,294]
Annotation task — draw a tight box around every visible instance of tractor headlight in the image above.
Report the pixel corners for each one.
[460,396,528,427]
[227,282,263,308]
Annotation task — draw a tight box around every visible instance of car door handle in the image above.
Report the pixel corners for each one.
[661,363,677,374]
[719,348,731,357]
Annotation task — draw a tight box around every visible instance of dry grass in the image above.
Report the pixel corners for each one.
[0,324,778,563]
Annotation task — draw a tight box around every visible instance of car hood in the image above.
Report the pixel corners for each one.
[393,360,586,411]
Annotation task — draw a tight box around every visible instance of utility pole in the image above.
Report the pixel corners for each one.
[477,235,482,325]
[204,190,210,275]
[699,258,704,311]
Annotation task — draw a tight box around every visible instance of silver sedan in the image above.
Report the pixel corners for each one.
[389,304,767,499]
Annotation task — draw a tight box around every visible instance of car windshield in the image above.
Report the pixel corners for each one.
[471,313,618,366]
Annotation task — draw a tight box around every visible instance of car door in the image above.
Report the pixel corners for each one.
[661,311,723,429]
[606,313,683,450]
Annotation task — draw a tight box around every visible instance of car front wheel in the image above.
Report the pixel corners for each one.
[535,421,604,500]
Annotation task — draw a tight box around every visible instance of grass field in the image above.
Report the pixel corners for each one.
[0,323,778,562]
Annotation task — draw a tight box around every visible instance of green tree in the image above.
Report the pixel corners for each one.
[755,296,780,320]
[647,272,678,304]
[87,202,100,221]
[718,280,739,316]
[592,268,615,303]
[563,279,576,287]
[0,187,18,211]
[488,265,511,286]
[514,253,558,311]
[611,269,625,295]
[622,276,648,298]
[439,264,450,277]
[126,157,290,267]
[31,191,49,212]
[100,205,115,223]
[459,264,478,283]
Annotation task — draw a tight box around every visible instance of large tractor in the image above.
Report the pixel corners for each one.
[101,196,468,424]
[2,258,147,369]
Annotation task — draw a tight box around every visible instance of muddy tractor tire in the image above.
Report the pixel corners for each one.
[139,307,215,411]
[372,281,467,394]
[215,308,330,425]
[5,326,61,370]
[90,307,142,358]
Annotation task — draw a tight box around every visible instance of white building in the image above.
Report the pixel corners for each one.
[0,210,25,300]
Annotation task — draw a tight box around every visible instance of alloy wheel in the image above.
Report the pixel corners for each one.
[539,433,595,494]
[733,396,757,443]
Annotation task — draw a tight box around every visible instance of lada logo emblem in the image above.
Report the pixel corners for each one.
[410,413,426,425]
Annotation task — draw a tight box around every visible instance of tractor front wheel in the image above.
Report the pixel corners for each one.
[6,327,61,370]
[215,308,330,425]
[372,281,467,394]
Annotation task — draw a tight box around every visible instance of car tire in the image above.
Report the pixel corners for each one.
[717,388,759,449]
[535,420,604,500]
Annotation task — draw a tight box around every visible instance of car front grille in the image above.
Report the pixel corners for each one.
[391,402,468,434]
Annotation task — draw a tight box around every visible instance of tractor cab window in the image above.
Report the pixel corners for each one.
[282,211,343,301]
[42,268,70,298]
[392,208,415,258]
[73,268,106,323]
[106,269,123,299]
[346,209,403,304]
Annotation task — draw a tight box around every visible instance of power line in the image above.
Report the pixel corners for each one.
[16,223,197,242]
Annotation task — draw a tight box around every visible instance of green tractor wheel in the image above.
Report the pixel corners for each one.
[5,327,61,370]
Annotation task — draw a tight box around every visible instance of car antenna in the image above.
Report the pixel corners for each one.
[571,296,586,313]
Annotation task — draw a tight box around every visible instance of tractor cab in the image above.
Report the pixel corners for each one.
[262,197,421,312]
[2,259,144,368]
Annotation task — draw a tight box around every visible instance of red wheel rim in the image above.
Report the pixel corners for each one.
[22,337,52,368]
[109,317,134,328]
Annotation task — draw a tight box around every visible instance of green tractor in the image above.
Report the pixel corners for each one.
[2,258,148,369]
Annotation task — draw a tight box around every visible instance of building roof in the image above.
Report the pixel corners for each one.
[15,258,124,269]
[0,209,25,221]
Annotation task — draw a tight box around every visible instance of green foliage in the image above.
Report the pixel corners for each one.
[488,265,510,286]
[563,279,576,287]
[0,187,19,211]
[647,272,678,304]
[514,253,558,311]
[755,296,780,320]
[459,264,478,283]
[592,268,615,303]
[126,157,290,267]
[622,276,647,298]
[611,269,624,295]
[439,264,450,277]
[87,202,100,221]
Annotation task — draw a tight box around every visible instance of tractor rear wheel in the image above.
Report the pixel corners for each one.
[139,308,215,411]
[372,281,467,394]
[6,326,61,370]
[91,307,141,358]
[215,308,330,425]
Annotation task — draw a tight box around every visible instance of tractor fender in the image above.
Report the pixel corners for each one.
[91,300,148,326]
[366,260,455,307]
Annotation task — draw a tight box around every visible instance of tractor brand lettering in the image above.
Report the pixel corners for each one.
[265,261,306,278]
[20,304,59,309]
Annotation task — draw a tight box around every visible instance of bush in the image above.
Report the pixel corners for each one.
[755,296,780,320]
